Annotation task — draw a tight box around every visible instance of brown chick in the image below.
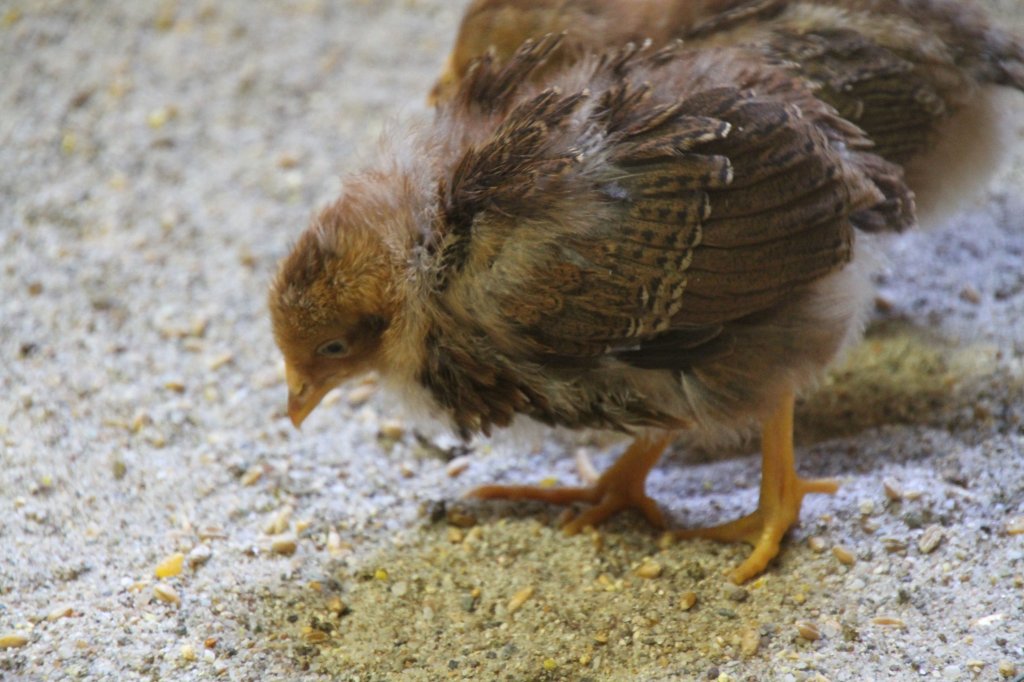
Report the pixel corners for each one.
[431,0,1024,225]
[270,37,915,583]
[419,0,1024,580]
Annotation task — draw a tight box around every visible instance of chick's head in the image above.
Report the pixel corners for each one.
[269,196,400,427]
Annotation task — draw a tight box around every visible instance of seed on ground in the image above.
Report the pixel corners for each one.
[917,525,945,554]
[347,384,375,406]
[740,628,760,656]
[507,586,535,614]
[378,420,405,440]
[871,616,906,628]
[187,544,212,568]
[240,466,262,486]
[882,479,904,501]
[795,621,821,641]
[47,605,73,622]
[882,537,908,553]
[206,352,233,371]
[726,586,749,602]
[1005,516,1024,535]
[264,506,293,535]
[807,536,826,553]
[154,583,181,605]
[679,591,698,611]
[445,455,472,478]
[155,552,185,578]
[633,559,662,579]
[271,535,297,556]
[446,509,477,528]
[302,627,329,644]
[832,545,856,566]
[0,632,29,649]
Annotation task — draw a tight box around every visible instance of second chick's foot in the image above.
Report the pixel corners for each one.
[468,433,674,535]
[675,392,838,584]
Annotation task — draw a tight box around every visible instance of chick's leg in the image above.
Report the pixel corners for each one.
[469,432,674,535]
[675,392,838,584]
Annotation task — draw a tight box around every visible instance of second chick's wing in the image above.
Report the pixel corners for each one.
[418,40,914,438]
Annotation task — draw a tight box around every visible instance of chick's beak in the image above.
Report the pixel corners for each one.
[285,363,332,428]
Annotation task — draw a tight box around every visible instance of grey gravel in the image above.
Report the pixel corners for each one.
[2,1,1023,680]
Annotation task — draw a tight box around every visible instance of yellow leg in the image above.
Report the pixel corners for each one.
[468,432,674,535]
[675,392,838,583]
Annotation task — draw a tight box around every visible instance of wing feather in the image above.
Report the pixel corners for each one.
[432,43,912,374]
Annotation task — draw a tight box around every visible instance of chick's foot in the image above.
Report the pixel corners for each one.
[675,392,838,584]
[468,432,674,535]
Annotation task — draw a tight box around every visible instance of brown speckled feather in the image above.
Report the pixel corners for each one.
[417,40,913,436]
[434,0,1024,171]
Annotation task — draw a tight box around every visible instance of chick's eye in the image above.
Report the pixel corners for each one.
[316,339,349,358]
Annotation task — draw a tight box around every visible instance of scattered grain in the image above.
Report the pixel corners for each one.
[445,455,472,478]
[807,536,826,553]
[997,660,1017,678]
[206,352,233,371]
[917,525,945,554]
[633,559,662,579]
[302,627,329,644]
[795,621,821,641]
[187,544,212,569]
[347,384,375,406]
[507,586,535,614]
[871,616,906,628]
[240,465,263,486]
[0,632,29,649]
[147,105,178,129]
[47,605,73,622]
[327,596,347,616]
[726,586,749,602]
[832,545,856,566]
[155,552,185,578]
[153,583,180,605]
[739,628,760,656]
[861,518,880,533]
[882,479,903,501]
[679,591,698,611]
[1005,516,1024,535]
[326,531,345,557]
[446,508,476,528]
[959,285,982,304]
[271,535,298,556]
[180,644,197,662]
[378,420,405,440]
[882,537,908,553]
[264,506,293,535]
[164,379,186,393]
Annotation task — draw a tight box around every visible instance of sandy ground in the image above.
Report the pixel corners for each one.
[2,1,1023,680]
